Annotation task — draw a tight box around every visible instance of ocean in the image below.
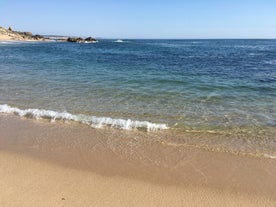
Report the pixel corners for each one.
[0,39,275,157]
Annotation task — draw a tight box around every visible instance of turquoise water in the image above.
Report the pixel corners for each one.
[0,40,275,132]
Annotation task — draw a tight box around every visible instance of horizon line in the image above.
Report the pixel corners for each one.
[43,35,276,40]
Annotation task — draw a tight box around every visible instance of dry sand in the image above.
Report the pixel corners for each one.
[0,31,27,41]
[0,34,15,40]
[0,115,275,207]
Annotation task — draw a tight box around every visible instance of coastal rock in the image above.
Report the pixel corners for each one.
[67,36,97,43]
[24,32,33,36]
[67,37,84,43]
[0,26,47,41]
[84,37,97,42]
[17,31,33,37]
[1,25,96,42]
[32,34,44,40]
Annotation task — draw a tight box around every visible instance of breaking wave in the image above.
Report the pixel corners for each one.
[114,39,125,43]
[0,104,168,131]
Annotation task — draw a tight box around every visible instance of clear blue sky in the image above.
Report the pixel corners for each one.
[0,0,275,38]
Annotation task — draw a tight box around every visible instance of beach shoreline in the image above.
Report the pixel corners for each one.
[0,115,275,206]
[0,26,97,42]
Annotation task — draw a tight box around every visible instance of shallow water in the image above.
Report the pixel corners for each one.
[0,39,275,156]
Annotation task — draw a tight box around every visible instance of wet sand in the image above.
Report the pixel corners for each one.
[0,115,275,206]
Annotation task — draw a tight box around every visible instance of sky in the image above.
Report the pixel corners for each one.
[0,0,276,39]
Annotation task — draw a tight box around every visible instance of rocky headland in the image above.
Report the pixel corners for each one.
[0,26,97,43]
[0,26,46,41]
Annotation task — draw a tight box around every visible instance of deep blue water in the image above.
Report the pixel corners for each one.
[0,39,275,130]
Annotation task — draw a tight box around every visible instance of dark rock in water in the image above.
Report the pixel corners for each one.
[67,36,97,43]
[67,37,74,42]
[67,37,73,42]
[84,37,97,42]
[76,37,84,43]
[32,34,44,40]
[67,37,84,43]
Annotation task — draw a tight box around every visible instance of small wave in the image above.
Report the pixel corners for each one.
[0,41,19,44]
[264,60,276,65]
[234,45,264,49]
[0,104,168,131]
[248,53,262,56]
[114,39,124,43]
[0,41,39,45]
[263,154,276,159]
[84,40,99,44]
[150,43,189,48]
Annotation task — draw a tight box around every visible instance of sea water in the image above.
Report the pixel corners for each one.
[0,39,275,156]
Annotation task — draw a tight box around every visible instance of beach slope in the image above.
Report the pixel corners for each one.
[0,115,275,207]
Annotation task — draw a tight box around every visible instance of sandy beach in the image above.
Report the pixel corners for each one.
[0,34,11,40]
[1,1,275,206]
[0,115,275,207]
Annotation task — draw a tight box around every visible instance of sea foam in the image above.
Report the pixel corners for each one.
[114,39,124,43]
[0,104,168,131]
[263,154,276,159]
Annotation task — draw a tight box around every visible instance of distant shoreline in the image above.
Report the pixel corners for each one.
[0,26,97,43]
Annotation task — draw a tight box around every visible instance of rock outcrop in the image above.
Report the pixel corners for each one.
[0,26,46,41]
[0,25,97,43]
[84,37,97,42]
[67,36,97,43]
[67,37,84,43]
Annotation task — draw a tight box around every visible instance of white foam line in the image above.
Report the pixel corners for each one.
[0,104,168,131]
[263,154,276,159]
